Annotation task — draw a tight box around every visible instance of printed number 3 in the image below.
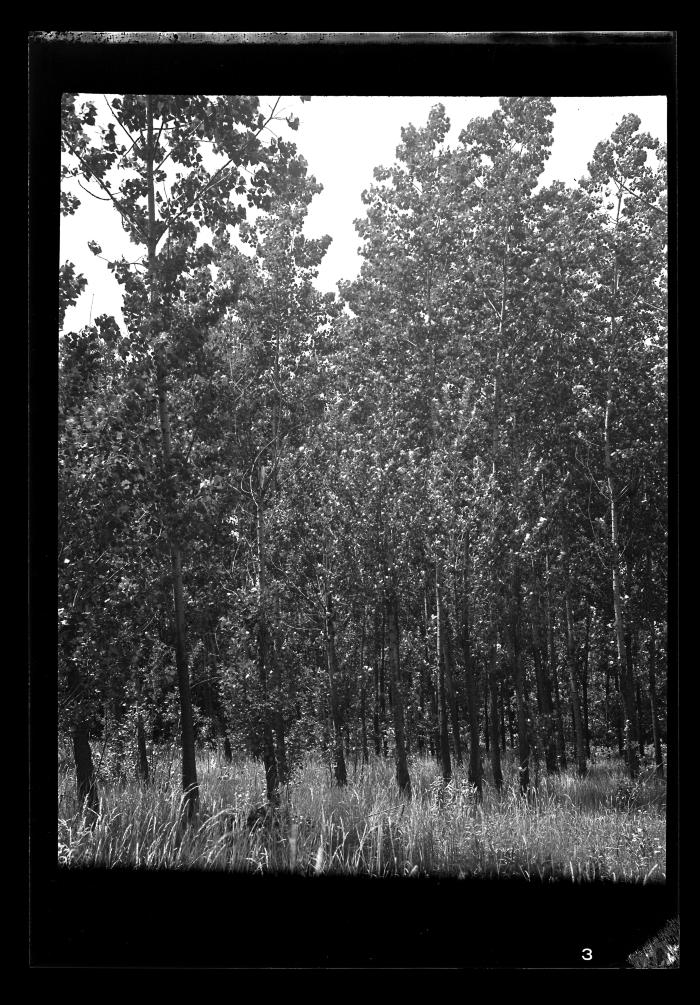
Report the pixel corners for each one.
[582,948,593,961]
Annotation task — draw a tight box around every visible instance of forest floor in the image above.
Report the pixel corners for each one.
[58,749,666,880]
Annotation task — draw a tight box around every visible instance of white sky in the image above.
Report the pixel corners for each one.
[60,95,667,332]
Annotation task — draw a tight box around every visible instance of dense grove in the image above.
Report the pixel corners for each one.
[59,95,667,834]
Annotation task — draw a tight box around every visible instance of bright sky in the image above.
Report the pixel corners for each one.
[60,95,667,333]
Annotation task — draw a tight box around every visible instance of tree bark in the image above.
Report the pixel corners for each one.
[604,355,639,779]
[435,582,453,784]
[324,592,347,787]
[436,575,462,765]
[581,606,592,760]
[647,623,664,777]
[488,639,503,790]
[379,607,388,756]
[136,713,150,784]
[629,629,645,759]
[564,590,587,777]
[72,720,99,821]
[359,617,370,763]
[386,591,411,796]
[545,584,567,771]
[256,493,279,803]
[134,662,149,784]
[510,568,530,793]
[531,605,558,774]
[373,602,382,756]
[266,588,288,785]
[458,534,482,795]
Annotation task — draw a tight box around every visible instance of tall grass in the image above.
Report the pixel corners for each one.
[57,749,666,880]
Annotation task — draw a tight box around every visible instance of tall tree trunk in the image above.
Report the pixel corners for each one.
[324,593,347,787]
[510,567,530,793]
[270,653,288,785]
[435,581,453,784]
[604,659,611,751]
[72,714,99,821]
[628,628,645,759]
[546,583,567,771]
[564,590,587,777]
[258,618,279,802]
[359,617,370,763]
[613,672,625,757]
[604,357,639,778]
[386,590,411,796]
[647,624,664,777]
[531,600,558,774]
[488,638,503,790]
[422,586,439,758]
[373,602,381,756]
[436,574,462,765]
[458,533,482,795]
[256,495,279,803]
[134,664,150,784]
[360,684,369,764]
[379,607,388,756]
[581,606,592,761]
[146,97,198,819]
[503,683,514,752]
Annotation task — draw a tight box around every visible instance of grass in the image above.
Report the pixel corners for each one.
[57,748,666,880]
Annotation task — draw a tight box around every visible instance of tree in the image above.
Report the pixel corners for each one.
[61,93,311,817]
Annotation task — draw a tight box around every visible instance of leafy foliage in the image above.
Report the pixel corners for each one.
[58,96,668,831]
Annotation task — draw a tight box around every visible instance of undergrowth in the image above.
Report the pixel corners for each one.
[57,749,666,880]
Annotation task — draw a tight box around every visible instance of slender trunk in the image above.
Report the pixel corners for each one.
[373,603,381,756]
[379,608,388,756]
[271,662,288,785]
[417,647,427,756]
[582,606,592,760]
[483,684,490,755]
[436,574,462,765]
[423,586,439,758]
[72,720,99,820]
[428,675,439,758]
[503,683,513,752]
[629,629,645,759]
[134,667,150,784]
[435,582,452,784]
[510,569,530,793]
[136,714,149,784]
[267,588,288,785]
[604,659,611,751]
[146,96,198,818]
[484,231,508,793]
[324,593,347,787]
[488,646,503,790]
[258,617,279,802]
[360,685,369,764]
[605,361,639,778]
[459,534,482,794]
[648,624,664,777]
[532,602,557,773]
[564,590,587,776]
[386,591,411,796]
[360,618,370,763]
[613,671,625,756]
[256,497,279,802]
[546,584,567,771]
